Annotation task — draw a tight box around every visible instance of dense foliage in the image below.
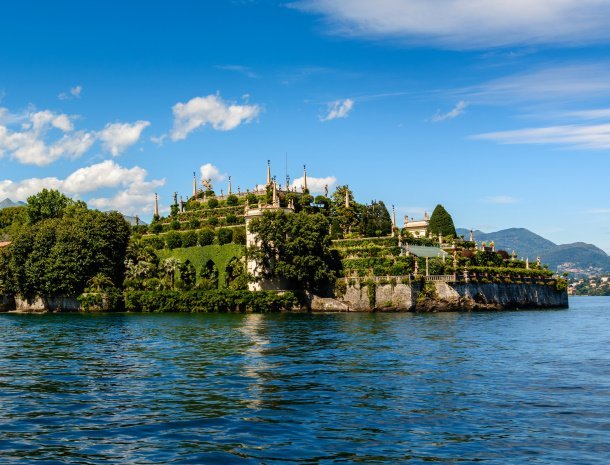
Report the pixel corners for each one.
[427,204,456,238]
[124,290,298,312]
[248,210,338,293]
[1,195,130,297]
[360,201,392,237]
[25,189,83,223]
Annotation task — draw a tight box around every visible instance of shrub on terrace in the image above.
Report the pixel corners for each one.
[198,228,215,246]
[226,195,239,206]
[188,218,201,229]
[181,231,198,248]
[165,231,182,249]
[233,227,246,245]
[150,222,162,234]
[218,228,233,245]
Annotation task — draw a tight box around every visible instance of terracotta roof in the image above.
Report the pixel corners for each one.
[0,241,11,248]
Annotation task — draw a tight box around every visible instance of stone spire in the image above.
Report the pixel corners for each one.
[228,176,232,195]
[469,229,474,242]
[391,204,396,237]
[266,160,271,186]
[193,172,197,197]
[154,193,159,217]
[303,165,308,192]
[272,181,278,206]
[345,186,350,208]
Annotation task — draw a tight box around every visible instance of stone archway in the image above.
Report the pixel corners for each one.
[225,256,246,289]
[200,259,219,289]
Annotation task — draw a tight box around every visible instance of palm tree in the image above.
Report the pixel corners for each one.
[161,258,181,290]
[87,273,114,292]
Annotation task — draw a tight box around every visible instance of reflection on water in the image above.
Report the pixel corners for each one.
[0,297,609,464]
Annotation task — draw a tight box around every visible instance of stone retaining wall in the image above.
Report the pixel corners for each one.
[338,281,568,312]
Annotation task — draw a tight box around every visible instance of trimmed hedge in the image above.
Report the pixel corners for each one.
[124,290,299,313]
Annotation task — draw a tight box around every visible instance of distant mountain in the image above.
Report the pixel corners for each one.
[456,227,556,259]
[120,214,147,226]
[542,243,610,276]
[456,227,610,276]
[0,198,25,210]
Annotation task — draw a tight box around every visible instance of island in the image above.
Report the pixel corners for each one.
[0,161,568,313]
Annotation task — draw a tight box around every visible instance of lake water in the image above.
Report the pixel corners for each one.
[0,297,608,464]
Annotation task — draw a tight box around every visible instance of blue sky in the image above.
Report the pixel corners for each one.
[1,0,610,252]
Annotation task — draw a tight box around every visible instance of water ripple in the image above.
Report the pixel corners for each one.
[0,298,609,464]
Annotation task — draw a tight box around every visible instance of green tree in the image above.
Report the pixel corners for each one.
[427,204,456,238]
[87,273,115,292]
[301,194,314,207]
[26,189,74,223]
[150,221,162,234]
[181,230,198,247]
[233,227,247,245]
[5,209,130,297]
[0,206,27,231]
[360,201,392,237]
[314,195,330,211]
[199,260,218,289]
[165,231,182,249]
[188,217,201,229]
[225,257,248,290]
[161,257,181,290]
[248,210,336,293]
[226,194,239,206]
[179,259,196,289]
[199,228,215,246]
[218,228,233,245]
[331,185,361,235]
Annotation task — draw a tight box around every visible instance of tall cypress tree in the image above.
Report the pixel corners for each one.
[427,204,456,238]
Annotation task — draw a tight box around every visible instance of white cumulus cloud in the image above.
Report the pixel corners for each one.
[170,94,261,141]
[431,101,468,122]
[320,99,353,122]
[97,120,150,156]
[291,175,337,194]
[0,177,64,201]
[292,0,610,49]
[0,160,164,215]
[63,160,150,194]
[200,163,227,183]
[0,109,93,166]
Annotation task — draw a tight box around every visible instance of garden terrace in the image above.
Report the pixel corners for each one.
[156,244,245,289]
[139,225,246,250]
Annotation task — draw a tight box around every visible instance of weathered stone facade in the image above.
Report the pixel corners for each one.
[13,296,81,312]
[335,281,568,312]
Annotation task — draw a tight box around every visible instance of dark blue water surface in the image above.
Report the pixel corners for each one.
[0,297,609,464]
